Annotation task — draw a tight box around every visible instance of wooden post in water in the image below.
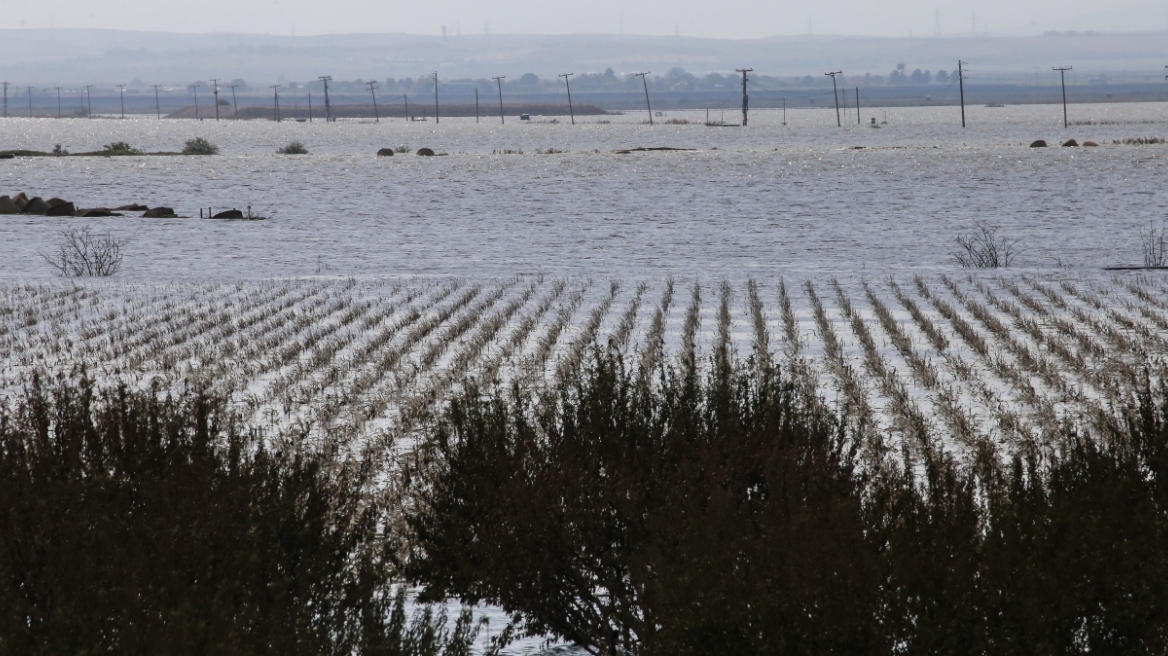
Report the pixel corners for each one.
[736,68,751,126]
[634,72,652,124]
[433,72,439,124]
[308,93,313,122]
[855,87,860,124]
[1053,66,1072,128]
[270,85,281,122]
[492,76,505,124]
[560,73,575,124]
[475,88,479,123]
[366,81,379,122]
[152,85,162,119]
[403,94,408,121]
[958,61,967,128]
[824,71,842,127]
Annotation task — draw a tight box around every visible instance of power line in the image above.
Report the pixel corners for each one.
[319,76,333,122]
[152,85,162,120]
[366,81,379,122]
[634,72,652,124]
[824,71,842,127]
[560,73,574,125]
[270,85,281,122]
[736,68,752,126]
[1053,66,1072,128]
[492,76,505,124]
[211,78,221,120]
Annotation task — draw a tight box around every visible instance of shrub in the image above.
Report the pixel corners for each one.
[394,145,411,153]
[182,136,219,155]
[953,220,1022,268]
[0,375,490,656]
[51,144,68,156]
[407,348,1168,655]
[100,141,139,155]
[277,141,309,155]
[41,226,127,277]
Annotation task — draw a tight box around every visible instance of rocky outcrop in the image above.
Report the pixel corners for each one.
[22,197,50,214]
[142,207,176,218]
[115,204,149,211]
[1083,141,1099,147]
[1062,139,1079,147]
[416,148,435,156]
[376,148,395,156]
[0,196,20,214]
[76,208,118,217]
[45,202,77,216]
[211,209,244,219]
[11,193,28,210]
[1030,140,1047,148]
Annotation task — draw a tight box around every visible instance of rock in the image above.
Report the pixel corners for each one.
[45,202,77,216]
[116,204,149,211]
[1030,140,1047,148]
[1083,141,1099,147]
[46,197,69,208]
[11,192,28,210]
[376,148,395,156]
[142,207,176,218]
[1062,139,1079,147]
[416,148,435,156]
[0,196,19,214]
[211,209,244,219]
[77,208,118,217]
[22,197,50,214]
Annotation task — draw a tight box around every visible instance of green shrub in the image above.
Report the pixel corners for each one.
[182,137,219,155]
[277,141,308,155]
[100,141,139,155]
[0,374,488,655]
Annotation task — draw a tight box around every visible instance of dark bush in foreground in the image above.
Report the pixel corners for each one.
[407,350,1168,655]
[0,375,485,656]
[182,136,219,155]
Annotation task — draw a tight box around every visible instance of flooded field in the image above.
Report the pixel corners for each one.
[1,102,1166,279]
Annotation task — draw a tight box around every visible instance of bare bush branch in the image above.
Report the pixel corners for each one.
[41,227,127,277]
[1141,222,1167,267]
[953,221,1022,268]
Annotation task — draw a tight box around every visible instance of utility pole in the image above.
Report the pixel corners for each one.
[958,61,967,128]
[308,92,313,122]
[474,88,479,123]
[366,81,379,122]
[189,84,200,120]
[117,84,126,119]
[27,87,32,117]
[855,87,860,124]
[152,85,162,119]
[782,97,786,125]
[1053,66,1072,128]
[560,73,575,124]
[1,82,7,118]
[403,94,409,121]
[432,72,439,124]
[319,76,333,122]
[824,71,842,127]
[736,68,751,126]
[84,85,92,118]
[634,72,653,124]
[492,76,505,124]
[270,85,281,122]
[227,84,239,119]
[211,78,221,120]
[55,87,62,118]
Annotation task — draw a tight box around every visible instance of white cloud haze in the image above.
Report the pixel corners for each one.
[7,0,1166,38]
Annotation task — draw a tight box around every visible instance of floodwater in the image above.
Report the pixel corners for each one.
[1,102,1167,280]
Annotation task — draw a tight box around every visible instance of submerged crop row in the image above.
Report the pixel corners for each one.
[1,272,1167,461]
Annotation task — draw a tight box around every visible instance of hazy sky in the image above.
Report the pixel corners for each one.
[9,0,1163,38]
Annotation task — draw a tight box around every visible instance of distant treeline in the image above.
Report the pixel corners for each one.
[166,102,610,120]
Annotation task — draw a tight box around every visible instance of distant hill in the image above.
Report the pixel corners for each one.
[1,28,1167,85]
